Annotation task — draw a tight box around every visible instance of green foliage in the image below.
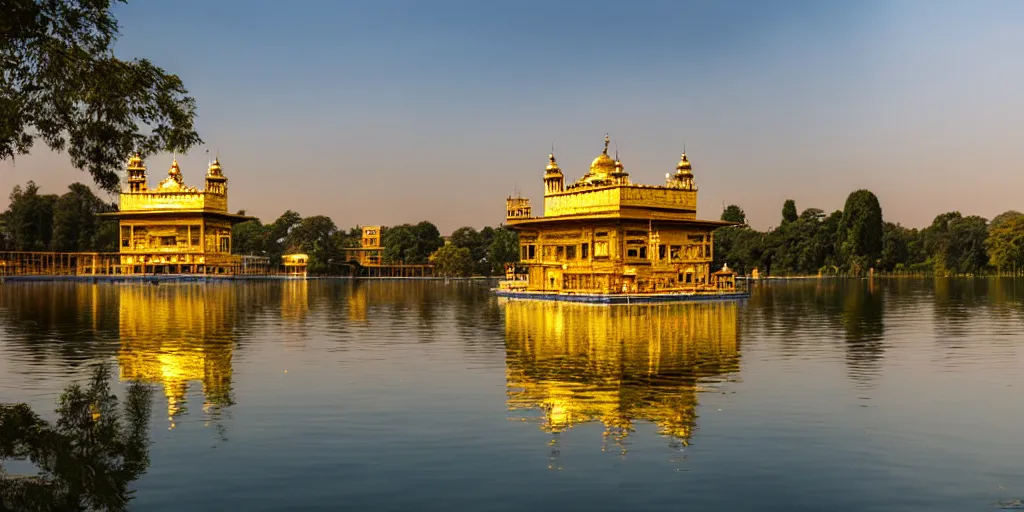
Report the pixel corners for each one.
[986,214,1024,273]
[429,244,474,277]
[51,183,116,252]
[1,181,116,252]
[837,190,883,272]
[0,365,153,511]
[231,219,265,256]
[1,0,201,192]
[382,221,444,264]
[486,226,519,274]
[287,215,338,274]
[449,226,487,274]
[781,199,798,225]
[921,212,989,275]
[710,194,1008,277]
[721,204,746,224]
[447,225,515,275]
[4,181,59,251]
[989,210,1023,232]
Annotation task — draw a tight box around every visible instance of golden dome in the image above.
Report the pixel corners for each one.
[545,153,561,173]
[207,158,223,176]
[168,158,181,176]
[675,152,692,174]
[128,153,145,170]
[589,135,615,176]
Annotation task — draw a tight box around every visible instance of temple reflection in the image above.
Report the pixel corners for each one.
[504,300,741,456]
[117,284,237,430]
[280,279,310,322]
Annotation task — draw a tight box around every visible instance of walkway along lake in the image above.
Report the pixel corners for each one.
[0,278,1022,511]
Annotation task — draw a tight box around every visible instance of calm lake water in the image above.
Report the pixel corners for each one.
[1,279,1022,511]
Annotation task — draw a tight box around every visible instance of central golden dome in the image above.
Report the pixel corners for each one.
[589,135,615,176]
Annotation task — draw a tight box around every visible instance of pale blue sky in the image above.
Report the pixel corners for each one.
[2,0,1022,232]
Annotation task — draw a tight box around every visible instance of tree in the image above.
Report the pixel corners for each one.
[429,244,473,277]
[989,210,1023,232]
[287,215,338,274]
[781,199,798,225]
[4,181,58,251]
[232,219,266,256]
[837,189,883,272]
[52,183,113,252]
[0,214,10,251]
[922,212,989,275]
[1,0,201,192]
[382,222,444,264]
[487,226,519,274]
[0,365,153,511]
[922,211,962,272]
[266,211,302,266]
[721,204,746,224]
[450,226,500,275]
[947,215,989,275]
[881,222,911,272]
[92,219,120,252]
[412,221,445,263]
[986,215,1024,274]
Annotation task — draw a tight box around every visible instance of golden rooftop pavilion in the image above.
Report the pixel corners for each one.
[498,135,742,302]
[100,154,268,275]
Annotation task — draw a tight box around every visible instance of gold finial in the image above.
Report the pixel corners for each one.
[603,134,610,155]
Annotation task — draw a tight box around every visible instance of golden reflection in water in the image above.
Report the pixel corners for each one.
[117,284,236,430]
[504,300,740,460]
[348,282,368,322]
[280,279,309,322]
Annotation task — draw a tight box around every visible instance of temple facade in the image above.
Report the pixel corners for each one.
[101,155,268,275]
[504,136,736,294]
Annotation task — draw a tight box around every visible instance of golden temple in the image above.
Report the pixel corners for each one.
[504,300,740,456]
[500,136,741,299]
[99,154,269,275]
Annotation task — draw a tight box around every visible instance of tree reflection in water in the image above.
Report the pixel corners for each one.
[0,365,152,512]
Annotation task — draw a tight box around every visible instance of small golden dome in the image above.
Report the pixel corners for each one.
[613,150,625,173]
[168,158,181,176]
[128,153,145,169]
[207,158,223,176]
[545,153,561,173]
[675,152,692,174]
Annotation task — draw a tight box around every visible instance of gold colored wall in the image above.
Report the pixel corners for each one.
[119,190,226,213]
[504,300,740,446]
[543,185,696,218]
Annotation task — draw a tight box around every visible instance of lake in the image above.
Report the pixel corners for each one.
[1,279,1022,511]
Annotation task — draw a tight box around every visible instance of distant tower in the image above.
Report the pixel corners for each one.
[507,194,532,221]
[543,152,564,195]
[205,157,228,195]
[667,151,697,191]
[126,153,148,192]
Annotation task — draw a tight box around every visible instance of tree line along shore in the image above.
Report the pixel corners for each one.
[715,190,1024,278]
[3,182,1023,278]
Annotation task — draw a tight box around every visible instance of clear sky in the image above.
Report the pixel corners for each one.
[2,0,1022,233]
